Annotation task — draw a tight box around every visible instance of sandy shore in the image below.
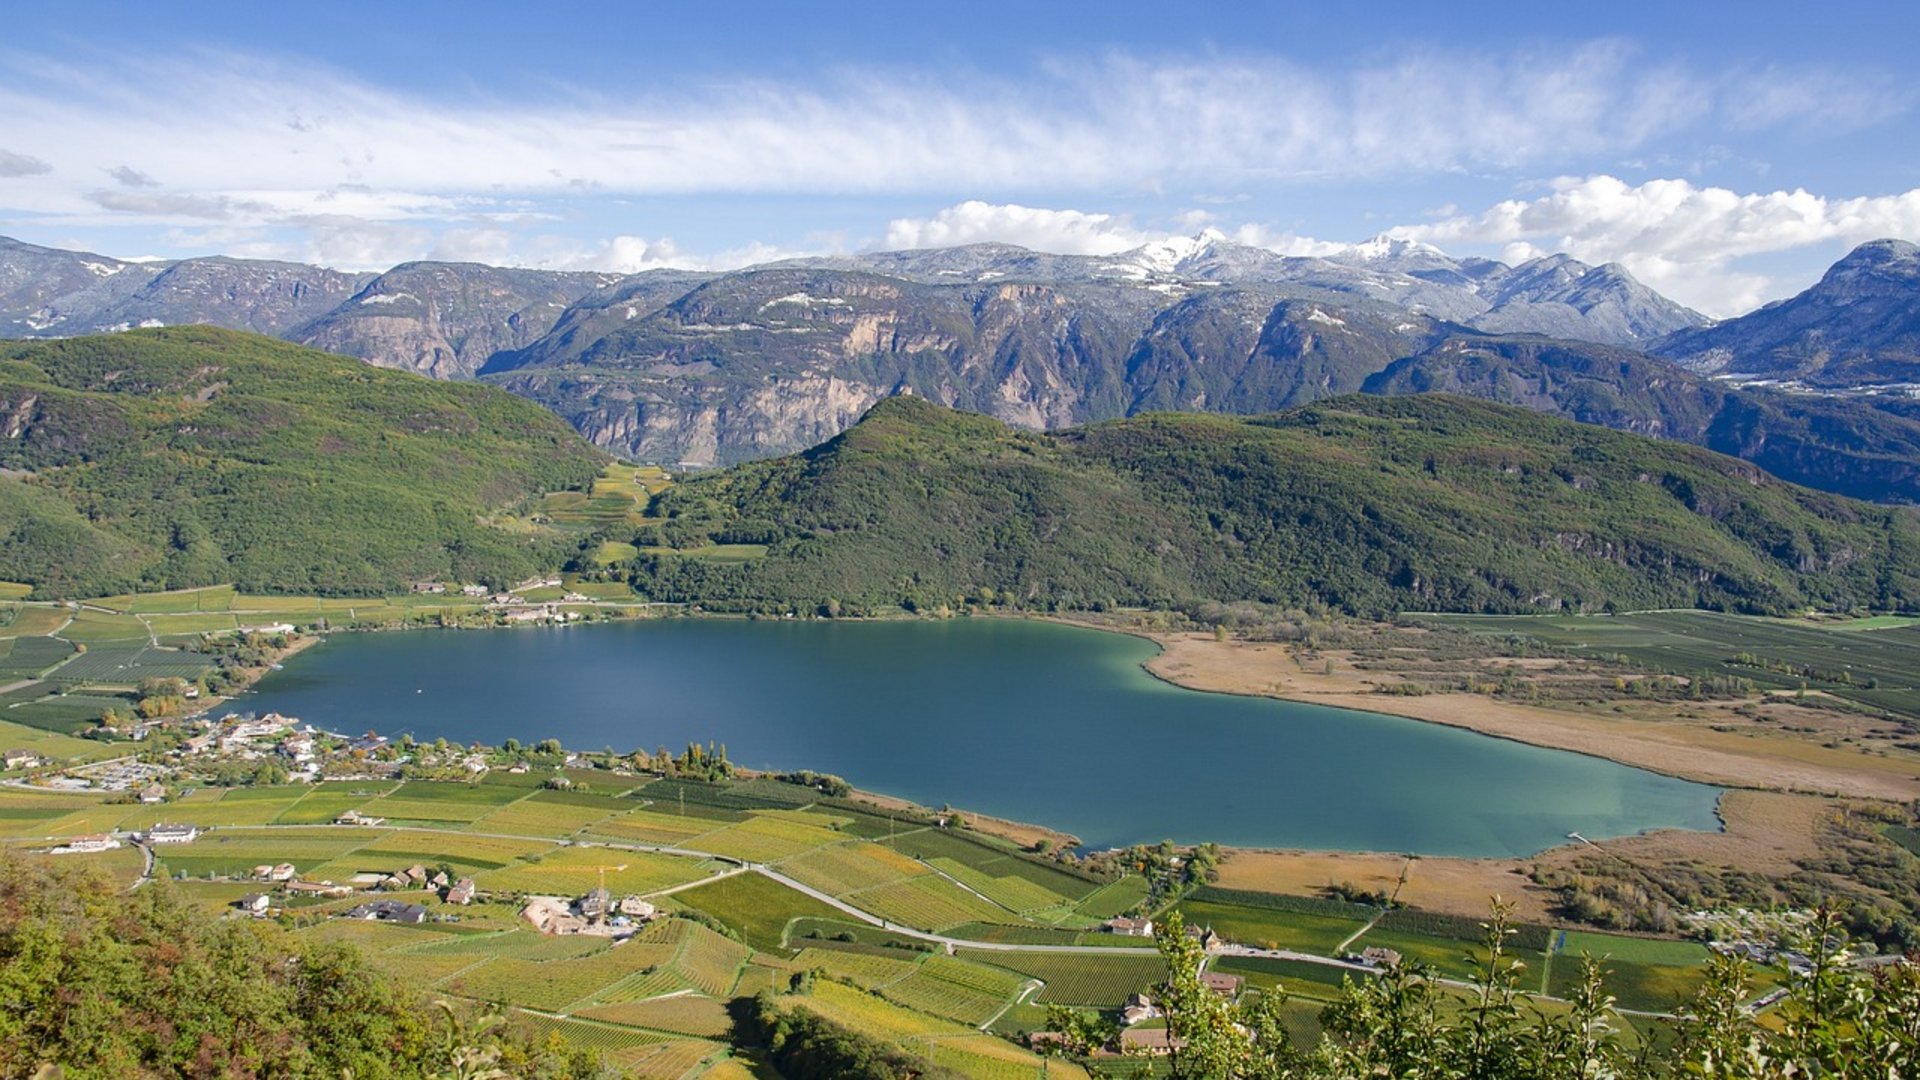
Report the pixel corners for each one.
[1021,618,1916,917]
[1210,789,1834,921]
[1137,631,1920,802]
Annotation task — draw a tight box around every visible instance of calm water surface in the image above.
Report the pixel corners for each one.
[243,618,1721,855]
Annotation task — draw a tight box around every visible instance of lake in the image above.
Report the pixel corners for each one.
[242,617,1722,855]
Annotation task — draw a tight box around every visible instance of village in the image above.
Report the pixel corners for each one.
[8,696,688,939]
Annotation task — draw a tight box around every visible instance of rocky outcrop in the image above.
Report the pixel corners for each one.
[293,262,622,379]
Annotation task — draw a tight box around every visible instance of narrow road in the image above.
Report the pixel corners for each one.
[128,841,155,890]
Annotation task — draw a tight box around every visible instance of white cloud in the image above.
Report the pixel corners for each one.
[884,200,1350,261]
[1393,176,1920,315]
[0,44,1897,218]
[885,201,1154,255]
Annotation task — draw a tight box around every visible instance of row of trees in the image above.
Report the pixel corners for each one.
[1047,905,1919,1078]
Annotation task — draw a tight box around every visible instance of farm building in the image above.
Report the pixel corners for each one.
[344,900,427,925]
[52,834,121,854]
[1105,916,1154,937]
[285,881,353,899]
[138,783,166,804]
[446,878,476,905]
[1120,993,1159,1026]
[1199,971,1243,998]
[1360,947,1404,968]
[234,893,271,916]
[1120,1027,1182,1054]
[144,823,199,844]
[3,749,44,770]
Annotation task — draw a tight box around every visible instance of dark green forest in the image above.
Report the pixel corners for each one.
[0,327,606,597]
[623,395,1920,617]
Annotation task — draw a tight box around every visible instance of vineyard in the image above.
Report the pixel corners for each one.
[926,856,1072,914]
[690,813,845,862]
[963,951,1167,1007]
[790,946,919,988]
[582,807,727,846]
[473,845,716,896]
[776,840,927,895]
[878,956,1028,1026]
[576,995,734,1038]
[847,876,1014,932]
[671,870,847,950]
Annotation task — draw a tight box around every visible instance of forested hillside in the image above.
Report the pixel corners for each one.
[0,327,605,597]
[623,395,1920,617]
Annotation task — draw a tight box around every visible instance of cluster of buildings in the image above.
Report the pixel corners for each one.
[230,859,479,920]
[520,887,657,938]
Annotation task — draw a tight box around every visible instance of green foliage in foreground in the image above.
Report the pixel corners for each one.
[626,395,1920,618]
[0,327,606,598]
[0,854,607,1080]
[1063,907,1920,1080]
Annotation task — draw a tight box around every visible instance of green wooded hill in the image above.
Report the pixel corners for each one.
[630,394,1920,617]
[0,327,606,597]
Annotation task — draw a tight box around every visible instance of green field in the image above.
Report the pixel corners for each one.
[1419,610,1920,719]
[1540,929,1715,1012]
[1211,954,1374,1001]
[1075,875,1150,919]
[672,871,848,951]
[847,875,1011,932]
[0,634,76,675]
[890,824,1101,900]
[475,845,715,896]
[1177,898,1372,954]
[1347,924,1544,982]
[963,950,1168,1007]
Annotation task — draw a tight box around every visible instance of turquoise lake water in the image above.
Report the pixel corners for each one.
[242,617,1722,855]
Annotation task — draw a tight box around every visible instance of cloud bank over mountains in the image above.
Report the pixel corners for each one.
[0,43,1915,315]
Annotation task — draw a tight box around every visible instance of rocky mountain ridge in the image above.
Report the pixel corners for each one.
[1654,239,1920,389]
[5,234,1920,500]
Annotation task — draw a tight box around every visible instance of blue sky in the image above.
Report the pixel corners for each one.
[3,0,1917,314]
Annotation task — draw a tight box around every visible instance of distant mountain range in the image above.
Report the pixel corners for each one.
[3,233,1919,502]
